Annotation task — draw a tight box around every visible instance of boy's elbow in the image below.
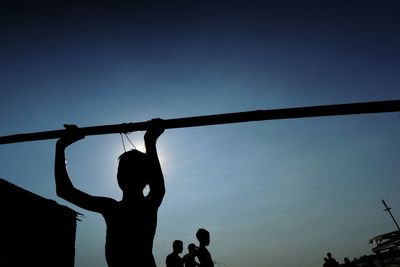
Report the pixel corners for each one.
[56,186,73,200]
[56,188,67,199]
[155,185,165,198]
[161,187,166,198]
[156,186,166,202]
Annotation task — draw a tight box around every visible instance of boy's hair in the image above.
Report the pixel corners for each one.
[188,243,197,252]
[117,149,149,190]
[172,240,183,250]
[196,228,209,241]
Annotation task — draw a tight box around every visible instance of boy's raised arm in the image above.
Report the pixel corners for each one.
[144,119,165,206]
[54,125,85,200]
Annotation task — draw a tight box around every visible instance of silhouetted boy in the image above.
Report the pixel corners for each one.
[54,120,165,267]
[166,240,184,267]
[194,228,214,267]
[183,243,199,267]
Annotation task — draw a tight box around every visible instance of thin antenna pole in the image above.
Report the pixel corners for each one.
[0,99,399,145]
[382,199,400,231]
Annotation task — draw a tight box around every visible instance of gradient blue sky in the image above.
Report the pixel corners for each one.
[1,1,400,267]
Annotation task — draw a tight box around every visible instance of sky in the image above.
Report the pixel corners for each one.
[1,1,400,267]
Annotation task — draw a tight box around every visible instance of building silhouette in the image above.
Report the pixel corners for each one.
[0,178,79,267]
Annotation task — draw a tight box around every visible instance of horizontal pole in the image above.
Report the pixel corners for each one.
[1,99,399,145]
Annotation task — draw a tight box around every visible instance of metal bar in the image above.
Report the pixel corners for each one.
[1,99,399,145]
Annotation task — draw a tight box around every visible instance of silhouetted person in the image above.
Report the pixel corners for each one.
[194,228,214,267]
[343,257,357,267]
[323,257,329,267]
[166,240,184,267]
[54,120,165,267]
[326,252,340,267]
[183,243,199,267]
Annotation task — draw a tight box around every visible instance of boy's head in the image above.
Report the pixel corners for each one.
[172,240,183,253]
[188,243,197,252]
[196,228,210,246]
[117,149,149,191]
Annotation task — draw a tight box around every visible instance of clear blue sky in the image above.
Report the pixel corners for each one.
[1,1,400,267]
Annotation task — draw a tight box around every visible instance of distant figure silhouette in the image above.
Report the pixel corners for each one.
[322,257,329,267]
[54,119,165,267]
[343,257,357,267]
[183,243,199,267]
[166,240,184,267]
[194,228,214,267]
[325,252,340,267]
